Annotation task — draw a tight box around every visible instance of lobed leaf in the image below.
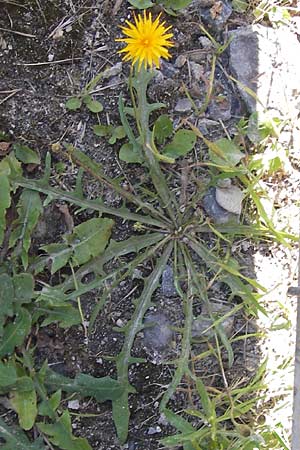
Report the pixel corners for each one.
[0,308,32,358]
[37,410,92,450]
[0,419,45,450]
[13,144,41,165]
[44,369,124,402]
[9,189,43,269]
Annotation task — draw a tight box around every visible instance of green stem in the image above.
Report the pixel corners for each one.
[133,66,179,226]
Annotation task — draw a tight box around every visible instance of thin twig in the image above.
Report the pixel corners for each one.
[16,58,82,66]
[113,0,123,15]
[0,89,21,105]
[0,27,35,38]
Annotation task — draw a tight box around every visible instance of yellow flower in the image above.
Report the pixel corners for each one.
[116,11,174,71]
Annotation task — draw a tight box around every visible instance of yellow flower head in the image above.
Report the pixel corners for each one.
[116,11,174,71]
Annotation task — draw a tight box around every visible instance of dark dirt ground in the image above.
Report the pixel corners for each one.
[0,1,299,449]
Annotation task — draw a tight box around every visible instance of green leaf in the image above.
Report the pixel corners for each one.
[0,274,14,336]
[13,144,41,165]
[15,376,35,392]
[40,243,72,274]
[0,308,32,358]
[11,377,37,430]
[119,142,143,164]
[42,218,113,273]
[37,410,92,450]
[65,97,82,110]
[154,114,173,145]
[162,410,195,450]
[113,243,173,443]
[162,0,193,11]
[0,419,45,450]
[13,273,34,304]
[162,129,196,159]
[45,370,124,402]
[93,124,125,144]
[0,174,11,245]
[128,0,154,8]
[41,243,72,274]
[84,97,104,113]
[232,0,248,12]
[34,287,81,328]
[93,124,110,137]
[208,138,244,167]
[38,390,62,417]
[9,190,43,269]
[195,378,214,419]
[108,126,126,145]
[40,305,81,328]
[67,217,114,266]
[0,360,17,388]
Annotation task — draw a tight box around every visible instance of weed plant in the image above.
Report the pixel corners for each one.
[0,7,294,450]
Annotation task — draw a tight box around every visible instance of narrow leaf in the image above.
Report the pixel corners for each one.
[0,174,11,244]
[0,274,14,336]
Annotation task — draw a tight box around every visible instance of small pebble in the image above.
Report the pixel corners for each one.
[162,265,177,297]
[175,98,192,113]
[68,399,80,410]
[147,426,162,435]
[202,187,238,224]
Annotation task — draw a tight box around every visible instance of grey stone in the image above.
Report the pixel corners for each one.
[215,184,244,215]
[162,265,177,298]
[190,61,203,82]
[174,54,187,68]
[202,187,238,224]
[147,426,161,435]
[175,98,192,113]
[102,62,122,79]
[200,1,232,31]
[160,59,179,78]
[192,302,234,338]
[207,95,232,121]
[199,36,214,49]
[229,25,300,120]
[143,313,174,353]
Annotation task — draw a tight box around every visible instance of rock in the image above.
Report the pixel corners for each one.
[161,265,177,297]
[160,59,179,78]
[207,94,232,121]
[102,62,122,79]
[229,25,300,120]
[147,426,161,435]
[215,183,244,215]
[116,318,124,327]
[192,302,234,338]
[199,36,214,49]
[175,98,192,113]
[189,49,207,63]
[202,187,238,224]
[190,62,203,82]
[68,399,80,410]
[174,54,187,68]
[143,313,173,356]
[200,1,232,31]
